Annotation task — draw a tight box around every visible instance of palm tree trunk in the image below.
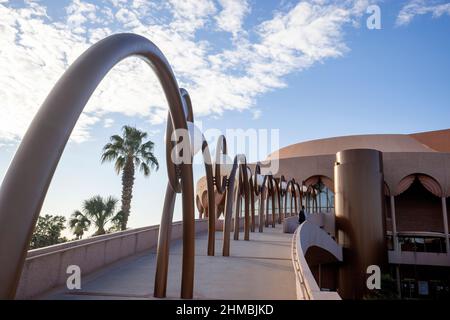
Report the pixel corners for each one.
[120,156,135,230]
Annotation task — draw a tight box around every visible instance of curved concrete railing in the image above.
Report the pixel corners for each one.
[16,220,208,299]
[291,221,342,300]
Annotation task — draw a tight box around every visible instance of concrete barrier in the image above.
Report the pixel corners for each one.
[291,221,342,300]
[16,219,208,299]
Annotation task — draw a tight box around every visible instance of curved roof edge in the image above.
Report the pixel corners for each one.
[268,129,450,160]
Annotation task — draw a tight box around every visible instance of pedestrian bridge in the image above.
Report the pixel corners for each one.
[16,214,343,300]
[0,33,342,300]
[20,222,296,300]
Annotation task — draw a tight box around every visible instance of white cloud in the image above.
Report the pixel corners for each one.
[66,0,99,33]
[103,118,114,128]
[252,109,262,120]
[396,0,450,26]
[168,0,217,35]
[215,0,250,37]
[0,0,376,146]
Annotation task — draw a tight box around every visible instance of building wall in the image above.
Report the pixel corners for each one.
[395,181,444,233]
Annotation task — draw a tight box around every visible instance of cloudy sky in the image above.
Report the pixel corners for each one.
[0,0,449,235]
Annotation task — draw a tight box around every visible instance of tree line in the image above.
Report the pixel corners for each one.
[29,125,158,250]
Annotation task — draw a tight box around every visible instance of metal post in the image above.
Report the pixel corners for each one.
[441,197,450,254]
[234,186,241,240]
[390,195,399,252]
[154,184,176,297]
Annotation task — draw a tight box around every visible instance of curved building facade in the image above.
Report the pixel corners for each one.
[196,129,450,299]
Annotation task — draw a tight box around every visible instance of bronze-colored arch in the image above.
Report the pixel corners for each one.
[278,175,287,221]
[294,181,303,211]
[0,33,195,299]
[222,154,249,256]
[258,173,277,232]
[179,89,216,257]
[214,135,229,195]
[285,179,298,217]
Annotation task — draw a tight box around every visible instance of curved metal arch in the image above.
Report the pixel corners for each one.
[0,33,195,299]
[278,175,287,221]
[154,88,215,298]
[246,166,256,234]
[258,174,277,232]
[250,163,277,232]
[222,154,249,256]
[273,177,283,224]
[214,135,229,195]
[294,181,303,211]
[179,89,216,256]
[286,179,298,216]
[268,175,277,228]
[253,163,263,197]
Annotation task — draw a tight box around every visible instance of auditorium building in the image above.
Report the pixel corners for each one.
[196,128,450,299]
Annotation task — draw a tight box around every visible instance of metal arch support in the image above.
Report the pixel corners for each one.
[274,180,282,224]
[249,174,256,233]
[214,135,228,195]
[279,175,287,222]
[202,139,216,256]
[233,162,250,241]
[265,176,276,228]
[285,180,297,217]
[294,182,302,211]
[0,33,194,299]
[222,154,249,256]
[179,89,216,257]
[258,174,277,233]
[153,88,209,299]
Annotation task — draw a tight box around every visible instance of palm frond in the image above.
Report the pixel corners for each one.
[139,162,150,176]
[114,156,126,174]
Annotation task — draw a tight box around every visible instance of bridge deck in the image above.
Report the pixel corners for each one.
[43,224,296,300]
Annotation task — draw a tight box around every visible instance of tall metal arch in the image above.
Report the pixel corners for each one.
[0,33,195,299]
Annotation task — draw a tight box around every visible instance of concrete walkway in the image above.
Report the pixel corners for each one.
[43,224,296,300]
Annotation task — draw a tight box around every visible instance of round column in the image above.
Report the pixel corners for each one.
[334,149,387,299]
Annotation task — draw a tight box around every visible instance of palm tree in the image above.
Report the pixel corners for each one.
[101,126,159,230]
[70,195,118,236]
[69,211,91,239]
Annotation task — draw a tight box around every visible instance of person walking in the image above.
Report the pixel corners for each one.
[298,205,306,224]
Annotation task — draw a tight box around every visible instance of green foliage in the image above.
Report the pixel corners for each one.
[109,210,126,232]
[30,214,67,249]
[70,195,119,236]
[101,125,159,177]
[101,125,159,230]
[69,210,91,239]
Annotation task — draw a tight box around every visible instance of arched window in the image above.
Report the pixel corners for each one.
[304,175,334,213]
[395,174,443,233]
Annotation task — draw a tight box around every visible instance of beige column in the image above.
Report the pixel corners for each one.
[390,195,399,252]
[441,197,450,254]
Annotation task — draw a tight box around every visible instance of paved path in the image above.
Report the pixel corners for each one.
[44,224,296,300]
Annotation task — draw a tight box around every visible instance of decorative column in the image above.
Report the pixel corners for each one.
[334,149,387,299]
[441,197,450,254]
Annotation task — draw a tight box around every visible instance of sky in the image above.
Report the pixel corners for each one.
[0,0,450,237]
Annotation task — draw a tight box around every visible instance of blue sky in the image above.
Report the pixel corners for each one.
[0,0,450,236]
